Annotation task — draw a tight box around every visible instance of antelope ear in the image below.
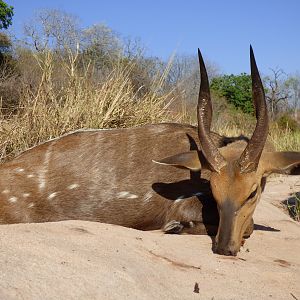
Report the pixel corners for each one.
[260,152,300,176]
[153,150,202,171]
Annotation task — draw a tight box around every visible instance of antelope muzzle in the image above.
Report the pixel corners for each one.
[214,200,252,256]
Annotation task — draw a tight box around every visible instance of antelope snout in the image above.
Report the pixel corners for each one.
[214,241,240,256]
[215,246,238,256]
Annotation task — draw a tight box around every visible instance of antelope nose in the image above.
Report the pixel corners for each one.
[215,247,238,256]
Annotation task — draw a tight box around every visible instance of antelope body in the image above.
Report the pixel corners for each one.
[1,47,299,256]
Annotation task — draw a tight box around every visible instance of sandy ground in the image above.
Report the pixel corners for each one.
[0,176,299,300]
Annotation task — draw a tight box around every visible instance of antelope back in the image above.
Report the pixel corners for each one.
[0,124,219,226]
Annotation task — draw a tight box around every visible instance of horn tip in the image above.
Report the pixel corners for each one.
[250,45,255,61]
[197,48,202,60]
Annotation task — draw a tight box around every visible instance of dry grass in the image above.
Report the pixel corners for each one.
[268,124,300,151]
[0,49,299,163]
[0,50,176,161]
[180,100,300,152]
[214,121,300,152]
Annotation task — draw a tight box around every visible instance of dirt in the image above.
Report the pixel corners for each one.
[0,175,299,300]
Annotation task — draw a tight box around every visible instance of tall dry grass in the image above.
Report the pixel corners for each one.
[215,119,300,152]
[180,98,300,152]
[0,49,299,163]
[0,50,177,161]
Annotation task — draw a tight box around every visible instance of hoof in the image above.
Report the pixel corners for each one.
[163,220,184,234]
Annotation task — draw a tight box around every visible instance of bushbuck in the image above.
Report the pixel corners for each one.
[0,47,299,256]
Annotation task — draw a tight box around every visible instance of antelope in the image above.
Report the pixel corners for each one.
[0,47,299,256]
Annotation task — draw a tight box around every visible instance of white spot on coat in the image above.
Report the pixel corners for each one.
[2,189,9,194]
[68,184,79,190]
[15,168,25,173]
[39,178,46,190]
[48,192,58,200]
[27,174,35,178]
[143,191,153,202]
[38,145,52,191]
[23,193,30,198]
[193,192,204,197]
[9,196,18,203]
[174,192,203,203]
[28,203,34,208]
[117,191,138,199]
[175,196,185,203]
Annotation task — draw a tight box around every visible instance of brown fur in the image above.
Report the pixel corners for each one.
[0,124,217,227]
[1,122,298,256]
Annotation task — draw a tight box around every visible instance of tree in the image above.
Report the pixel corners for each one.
[166,54,219,108]
[285,74,300,119]
[23,9,81,52]
[0,1,13,73]
[0,1,13,29]
[210,73,253,114]
[0,31,14,73]
[0,31,11,53]
[264,68,289,120]
[81,23,121,70]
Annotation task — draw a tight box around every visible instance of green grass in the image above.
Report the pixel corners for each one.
[286,192,300,222]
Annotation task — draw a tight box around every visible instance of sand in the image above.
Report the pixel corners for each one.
[0,176,299,300]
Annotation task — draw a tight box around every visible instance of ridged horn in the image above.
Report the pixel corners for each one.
[238,46,269,173]
[197,49,226,173]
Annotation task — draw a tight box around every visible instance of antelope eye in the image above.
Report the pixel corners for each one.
[247,187,258,201]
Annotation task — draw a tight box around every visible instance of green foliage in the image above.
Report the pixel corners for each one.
[0,31,11,58]
[210,73,253,114]
[0,32,16,74]
[276,114,299,132]
[0,1,13,29]
[286,192,300,222]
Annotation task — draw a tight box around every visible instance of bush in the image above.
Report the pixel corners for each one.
[286,192,300,222]
[210,73,253,114]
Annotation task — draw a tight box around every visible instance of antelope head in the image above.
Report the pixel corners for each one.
[157,47,300,256]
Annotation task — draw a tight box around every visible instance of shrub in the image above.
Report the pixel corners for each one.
[210,73,253,114]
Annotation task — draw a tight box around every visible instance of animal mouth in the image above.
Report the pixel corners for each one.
[213,240,241,256]
[214,242,239,256]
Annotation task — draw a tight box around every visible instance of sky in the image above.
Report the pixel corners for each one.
[7,0,300,75]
